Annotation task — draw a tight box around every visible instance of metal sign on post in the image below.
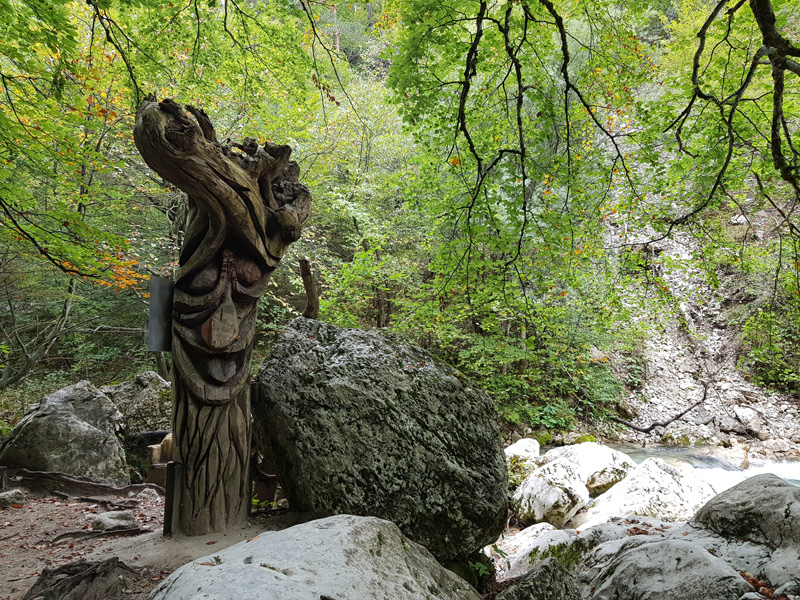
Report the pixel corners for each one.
[148,275,174,352]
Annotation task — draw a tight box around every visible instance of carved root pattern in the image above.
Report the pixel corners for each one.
[172,377,251,534]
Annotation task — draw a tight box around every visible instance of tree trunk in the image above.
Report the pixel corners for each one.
[154,351,170,380]
[299,259,319,319]
[133,96,311,535]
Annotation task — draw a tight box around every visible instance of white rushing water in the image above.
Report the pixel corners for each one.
[609,444,800,489]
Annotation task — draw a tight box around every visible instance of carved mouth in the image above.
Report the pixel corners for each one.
[172,338,252,406]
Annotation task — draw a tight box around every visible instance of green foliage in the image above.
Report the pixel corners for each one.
[468,560,491,578]
[740,304,800,393]
[252,494,278,511]
[0,0,796,440]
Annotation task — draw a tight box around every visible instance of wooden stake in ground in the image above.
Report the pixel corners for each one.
[299,259,319,319]
[133,96,311,535]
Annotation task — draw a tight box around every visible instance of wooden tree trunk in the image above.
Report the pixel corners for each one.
[133,96,311,535]
[299,259,319,319]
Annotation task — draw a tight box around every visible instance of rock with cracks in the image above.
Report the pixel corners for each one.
[99,371,171,433]
[253,318,507,562]
[511,459,590,528]
[0,380,128,486]
[496,558,580,600]
[581,538,754,600]
[511,443,635,528]
[690,473,800,550]
[675,474,800,593]
[568,457,717,529]
[149,515,482,600]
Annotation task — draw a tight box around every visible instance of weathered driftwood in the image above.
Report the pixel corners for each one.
[133,96,311,535]
[8,468,164,497]
[611,384,708,434]
[52,490,140,509]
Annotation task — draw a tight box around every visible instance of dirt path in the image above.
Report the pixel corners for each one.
[0,492,308,599]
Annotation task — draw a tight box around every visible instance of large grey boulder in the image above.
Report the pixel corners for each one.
[672,474,800,594]
[253,318,507,562]
[0,380,129,486]
[100,371,171,432]
[690,473,800,550]
[149,515,481,600]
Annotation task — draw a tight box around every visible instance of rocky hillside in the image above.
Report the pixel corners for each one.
[602,217,800,459]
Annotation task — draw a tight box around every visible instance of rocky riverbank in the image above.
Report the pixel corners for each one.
[496,439,800,599]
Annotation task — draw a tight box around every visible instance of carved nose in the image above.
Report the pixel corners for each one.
[200,292,239,350]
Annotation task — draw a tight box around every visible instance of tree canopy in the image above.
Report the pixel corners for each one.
[1,0,798,431]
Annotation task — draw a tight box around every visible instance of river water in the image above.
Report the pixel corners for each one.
[608,444,800,488]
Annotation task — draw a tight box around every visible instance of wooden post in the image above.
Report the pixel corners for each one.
[134,96,311,535]
[299,259,319,319]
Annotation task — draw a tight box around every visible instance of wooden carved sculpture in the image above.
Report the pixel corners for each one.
[133,96,311,535]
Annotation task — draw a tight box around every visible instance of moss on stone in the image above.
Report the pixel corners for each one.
[529,538,590,569]
[573,434,597,444]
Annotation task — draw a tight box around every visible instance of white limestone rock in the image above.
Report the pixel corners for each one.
[541,442,636,496]
[581,538,754,600]
[732,406,769,440]
[491,523,567,579]
[512,443,637,528]
[149,515,481,600]
[91,510,136,531]
[511,460,590,528]
[493,517,679,581]
[568,457,717,529]
[505,438,541,462]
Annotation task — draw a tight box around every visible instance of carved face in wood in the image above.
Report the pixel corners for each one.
[172,247,269,407]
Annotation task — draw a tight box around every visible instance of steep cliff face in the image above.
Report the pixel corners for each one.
[602,221,800,457]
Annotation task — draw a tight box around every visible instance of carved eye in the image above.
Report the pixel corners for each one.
[186,262,220,293]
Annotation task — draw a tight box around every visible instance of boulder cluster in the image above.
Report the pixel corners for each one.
[495,440,800,599]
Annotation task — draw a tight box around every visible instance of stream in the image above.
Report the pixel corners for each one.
[609,443,800,488]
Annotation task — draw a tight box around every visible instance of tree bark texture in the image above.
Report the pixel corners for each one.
[133,96,311,535]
